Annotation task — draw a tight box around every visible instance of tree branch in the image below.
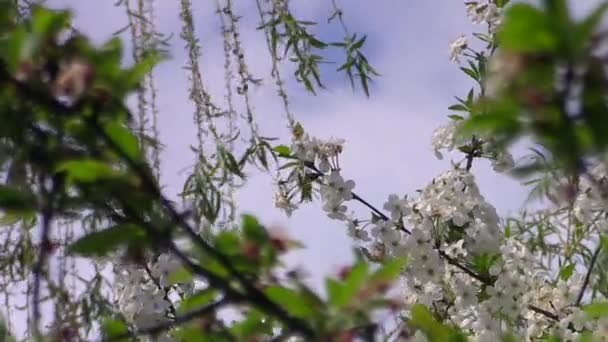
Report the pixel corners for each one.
[576,245,602,306]
[107,298,229,341]
[32,176,60,337]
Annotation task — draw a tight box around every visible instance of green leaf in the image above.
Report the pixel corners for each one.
[495,0,510,8]
[369,257,405,283]
[576,4,608,52]
[68,223,146,257]
[448,104,468,112]
[558,263,575,281]
[0,186,36,211]
[242,214,267,243]
[460,67,479,81]
[103,120,142,162]
[178,289,217,314]
[577,332,595,342]
[448,115,465,121]
[273,145,292,158]
[31,7,71,37]
[176,328,211,342]
[102,318,129,341]
[600,235,608,250]
[583,302,608,319]
[56,159,117,183]
[498,4,557,53]
[167,267,193,286]
[125,52,162,88]
[231,310,274,339]
[265,286,318,319]
[293,122,305,139]
[327,261,369,308]
[409,304,450,341]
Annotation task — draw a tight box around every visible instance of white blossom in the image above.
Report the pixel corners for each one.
[449,35,468,63]
[431,121,461,159]
[465,1,502,32]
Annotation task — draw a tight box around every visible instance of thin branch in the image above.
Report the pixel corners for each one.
[107,298,229,341]
[576,245,602,306]
[32,176,59,337]
[31,204,52,337]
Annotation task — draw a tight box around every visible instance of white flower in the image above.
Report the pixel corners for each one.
[291,134,316,162]
[449,35,468,63]
[383,194,409,221]
[274,188,298,216]
[346,218,371,241]
[453,277,478,307]
[431,121,461,159]
[323,202,348,220]
[151,253,181,288]
[371,221,400,243]
[491,150,515,172]
[322,171,355,201]
[465,1,502,32]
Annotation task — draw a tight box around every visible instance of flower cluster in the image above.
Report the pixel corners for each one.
[465,1,502,32]
[273,127,356,220]
[573,161,608,226]
[113,264,171,331]
[113,253,190,341]
[408,169,502,254]
[449,35,468,64]
[431,120,462,159]
[291,130,345,173]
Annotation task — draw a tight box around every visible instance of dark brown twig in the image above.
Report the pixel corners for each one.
[576,245,602,306]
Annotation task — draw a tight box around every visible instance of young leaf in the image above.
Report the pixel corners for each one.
[583,302,608,319]
[0,186,36,211]
[558,263,575,281]
[273,145,292,158]
[56,159,117,183]
[68,223,146,257]
[103,120,142,162]
[264,286,318,319]
[327,261,369,308]
[498,4,557,53]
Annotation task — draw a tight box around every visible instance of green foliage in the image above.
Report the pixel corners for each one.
[265,286,321,319]
[409,304,467,341]
[558,263,575,281]
[272,145,291,158]
[498,4,557,53]
[101,318,129,342]
[0,185,36,211]
[258,2,378,95]
[326,261,369,309]
[582,302,608,319]
[68,223,146,257]
[463,1,608,173]
[56,159,120,184]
